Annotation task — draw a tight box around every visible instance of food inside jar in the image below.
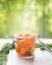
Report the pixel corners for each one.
[15,33,36,57]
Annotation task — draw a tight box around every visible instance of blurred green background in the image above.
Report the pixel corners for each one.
[0,0,52,38]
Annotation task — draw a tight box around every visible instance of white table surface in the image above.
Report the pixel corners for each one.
[7,49,52,65]
[0,39,52,65]
[0,38,52,49]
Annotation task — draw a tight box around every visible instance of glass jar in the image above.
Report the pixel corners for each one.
[15,33,36,58]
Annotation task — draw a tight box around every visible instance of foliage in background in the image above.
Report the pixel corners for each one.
[0,0,52,38]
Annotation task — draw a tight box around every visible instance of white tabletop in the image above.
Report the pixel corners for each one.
[7,49,52,65]
[0,38,52,49]
[0,39,52,65]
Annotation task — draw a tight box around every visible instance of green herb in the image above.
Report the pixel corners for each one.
[0,42,15,65]
[35,44,41,48]
[36,43,52,51]
[0,53,7,65]
[36,43,52,48]
[0,43,11,54]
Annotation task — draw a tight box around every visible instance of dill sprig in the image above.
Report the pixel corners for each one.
[0,43,15,65]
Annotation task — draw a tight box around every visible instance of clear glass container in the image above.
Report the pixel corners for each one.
[15,33,36,58]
